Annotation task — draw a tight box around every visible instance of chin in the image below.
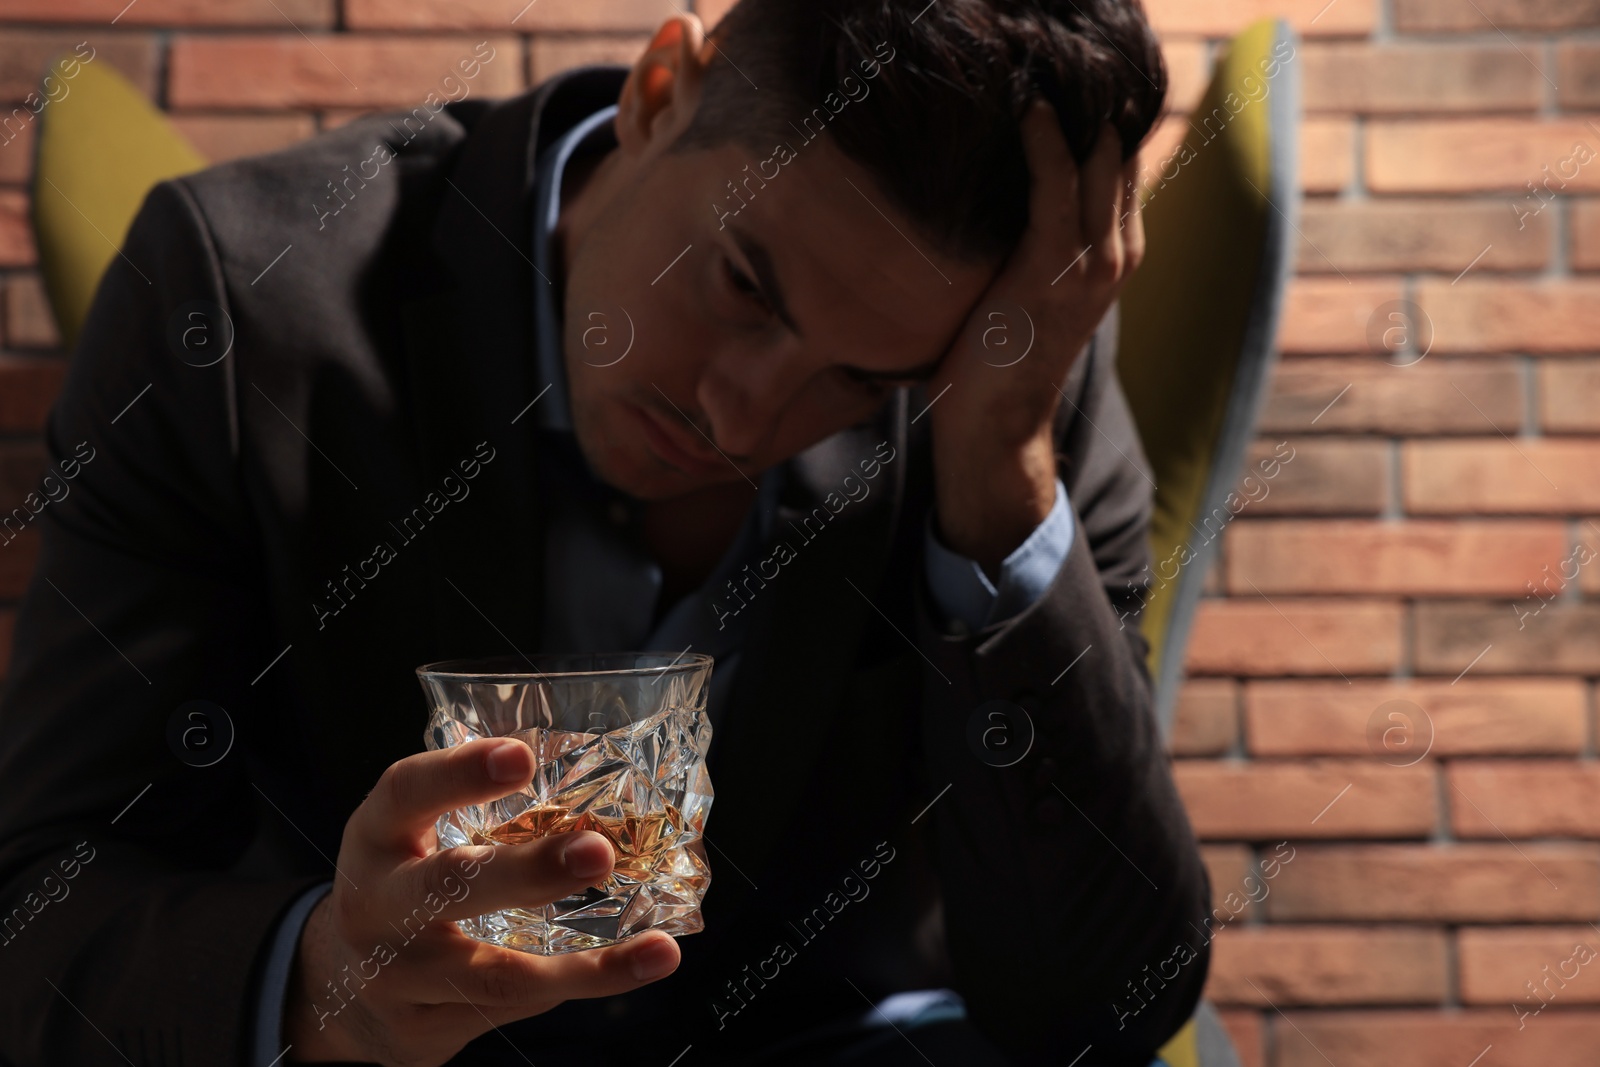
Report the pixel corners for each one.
[572,423,691,500]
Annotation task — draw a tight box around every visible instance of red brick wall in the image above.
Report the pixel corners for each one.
[1136,2,1600,1064]
[2,1,1598,1063]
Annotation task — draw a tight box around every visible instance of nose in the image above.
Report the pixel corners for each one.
[695,344,807,460]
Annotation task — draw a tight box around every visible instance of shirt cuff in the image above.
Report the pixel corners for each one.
[252,880,334,1066]
[923,477,1074,632]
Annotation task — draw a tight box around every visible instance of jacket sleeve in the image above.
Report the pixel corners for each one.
[0,179,328,1065]
[910,307,1213,1065]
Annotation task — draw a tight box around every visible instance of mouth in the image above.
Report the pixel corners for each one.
[627,401,734,477]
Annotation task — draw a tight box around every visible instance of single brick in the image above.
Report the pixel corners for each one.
[1297,199,1548,274]
[1367,119,1600,194]
[1174,759,1437,839]
[1277,277,1404,355]
[1415,279,1600,353]
[1395,0,1600,31]
[1459,926,1600,1005]
[1559,43,1600,110]
[1266,844,1600,921]
[1227,520,1567,596]
[348,0,675,31]
[0,0,330,25]
[1405,439,1600,513]
[1415,601,1600,676]
[1143,0,1378,36]
[1245,678,1588,757]
[1277,1009,1600,1067]
[168,35,522,110]
[1229,438,1388,516]
[1205,925,1448,1006]
[1302,43,1542,113]
[1261,357,1522,436]
[1185,598,1402,676]
[1450,762,1600,838]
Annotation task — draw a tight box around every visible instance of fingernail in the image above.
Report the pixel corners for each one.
[485,741,528,782]
[563,833,612,879]
[631,938,677,981]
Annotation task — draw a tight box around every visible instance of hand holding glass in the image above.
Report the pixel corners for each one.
[417,653,715,955]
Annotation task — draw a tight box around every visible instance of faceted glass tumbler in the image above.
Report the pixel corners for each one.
[417,652,714,955]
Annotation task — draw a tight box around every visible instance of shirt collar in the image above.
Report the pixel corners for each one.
[531,103,619,434]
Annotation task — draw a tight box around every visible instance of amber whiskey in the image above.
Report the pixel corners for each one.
[471,801,686,891]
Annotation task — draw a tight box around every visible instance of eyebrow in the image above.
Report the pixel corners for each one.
[724,221,945,385]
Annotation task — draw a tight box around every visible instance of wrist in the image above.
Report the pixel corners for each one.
[284,896,365,1063]
[932,430,1057,576]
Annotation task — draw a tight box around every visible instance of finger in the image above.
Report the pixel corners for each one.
[1121,157,1146,274]
[442,930,683,1010]
[389,830,617,926]
[359,738,535,854]
[1020,97,1082,254]
[1080,122,1123,265]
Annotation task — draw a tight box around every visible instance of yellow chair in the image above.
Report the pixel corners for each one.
[1131,17,1303,1067]
[1122,16,1300,733]
[30,56,207,350]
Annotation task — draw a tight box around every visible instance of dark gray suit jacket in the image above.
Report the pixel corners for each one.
[0,64,1210,1066]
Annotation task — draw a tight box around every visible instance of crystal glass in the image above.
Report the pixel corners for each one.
[417,652,715,955]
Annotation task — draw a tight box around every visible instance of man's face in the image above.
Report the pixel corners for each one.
[557,61,998,501]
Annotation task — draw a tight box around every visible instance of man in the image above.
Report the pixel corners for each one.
[0,0,1211,1064]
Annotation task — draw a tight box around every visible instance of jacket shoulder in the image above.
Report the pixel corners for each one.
[170,92,529,268]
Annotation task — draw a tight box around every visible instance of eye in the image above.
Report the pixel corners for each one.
[720,254,766,309]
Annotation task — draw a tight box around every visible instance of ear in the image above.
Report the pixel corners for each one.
[615,14,712,156]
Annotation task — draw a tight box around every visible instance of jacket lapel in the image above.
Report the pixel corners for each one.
[701,393,912,925]
[395,68,630,660]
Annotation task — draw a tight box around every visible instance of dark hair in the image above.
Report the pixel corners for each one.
[670,0,1167,263]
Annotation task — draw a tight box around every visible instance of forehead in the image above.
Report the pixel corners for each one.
[688,136,993,361]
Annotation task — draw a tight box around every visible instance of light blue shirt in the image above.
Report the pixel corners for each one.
[249,98,1075,1066]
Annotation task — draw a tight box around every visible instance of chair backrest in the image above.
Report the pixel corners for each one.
[1116,17,1302,739]
[30,57,207,350]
